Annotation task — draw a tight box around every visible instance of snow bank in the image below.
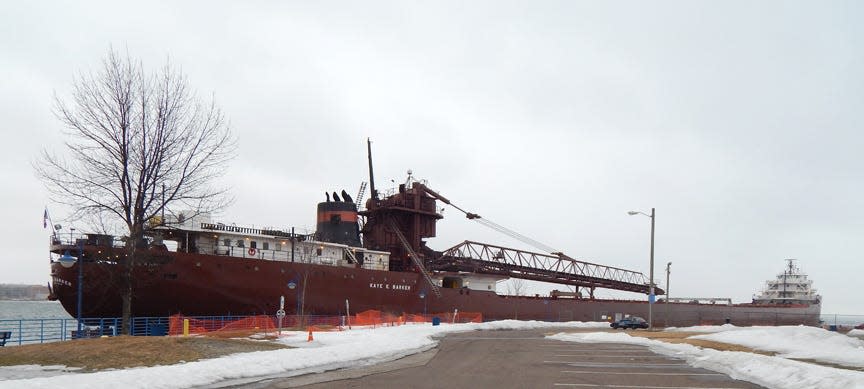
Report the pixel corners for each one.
[7,321,860,389]
[549,331,864,389]
[0,320,605,389]
[690,325,864,368]
[664,323,746,333]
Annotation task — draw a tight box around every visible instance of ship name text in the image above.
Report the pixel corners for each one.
[369,283,412,291]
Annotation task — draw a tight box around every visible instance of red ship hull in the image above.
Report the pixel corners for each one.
[50,247,821,326]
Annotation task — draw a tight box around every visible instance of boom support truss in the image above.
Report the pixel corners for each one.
[430,240,663,295]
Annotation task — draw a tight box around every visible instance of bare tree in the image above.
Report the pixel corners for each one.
[506,278,527,296]
[36,49,234,333]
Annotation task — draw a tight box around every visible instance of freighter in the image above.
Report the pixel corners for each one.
[48,143,821,326]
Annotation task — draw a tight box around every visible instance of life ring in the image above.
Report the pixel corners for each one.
[248,248,256,256]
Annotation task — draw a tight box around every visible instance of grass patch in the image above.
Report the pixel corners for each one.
[624,330,774,355]
[788,358,864,372]
[551,328,773,355]
[554,329,864,372]
[0,336,288,371]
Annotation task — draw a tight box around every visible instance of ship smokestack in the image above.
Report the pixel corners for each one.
[316,198,361,247]
[341,190,353,204]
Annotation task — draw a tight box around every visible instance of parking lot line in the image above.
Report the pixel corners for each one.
[541,344,650,352]
[540,345,648,349]
[554,384,745,388]
[545,361,689,368]
[553,354,674,358]
[561,370,724,376]
[449,336,544,340]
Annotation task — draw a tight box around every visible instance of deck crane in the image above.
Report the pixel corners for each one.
[360,138,659,297]
[416,187,662,297]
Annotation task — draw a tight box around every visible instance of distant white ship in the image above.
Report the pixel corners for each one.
[753,259,821,305]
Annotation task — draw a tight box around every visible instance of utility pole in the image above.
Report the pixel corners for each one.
[666,261,671,327]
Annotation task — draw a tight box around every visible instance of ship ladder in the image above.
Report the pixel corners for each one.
[356,182,368,238]
[355,182,367,210]
[344,248,359,264]
[387,218,442,298]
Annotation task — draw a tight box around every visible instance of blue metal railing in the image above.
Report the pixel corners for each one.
[0,315,270,346]
[0,318,121,346]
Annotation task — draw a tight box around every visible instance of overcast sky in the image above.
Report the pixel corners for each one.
[2,1,861,314]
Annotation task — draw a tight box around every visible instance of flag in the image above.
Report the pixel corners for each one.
[43,209,48,229]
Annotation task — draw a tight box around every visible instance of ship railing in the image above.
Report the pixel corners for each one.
[667,297,732,305]
[49,233,126,249]
[198,222,311,240]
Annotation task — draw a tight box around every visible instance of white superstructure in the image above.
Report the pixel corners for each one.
[752,259,820,305]
[154,217,391,272]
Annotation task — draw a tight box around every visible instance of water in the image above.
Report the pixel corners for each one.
[821,314,864,327]
[0,301,75,346]
[0,300,73,320]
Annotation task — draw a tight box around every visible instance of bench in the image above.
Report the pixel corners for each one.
[71,329,102,339]
[0,331,11,347]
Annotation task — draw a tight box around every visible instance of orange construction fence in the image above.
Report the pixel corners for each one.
[168,310,483,336]
[168,315,277,336]
[351,310,482,327]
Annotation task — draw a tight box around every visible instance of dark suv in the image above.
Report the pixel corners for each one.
[610,317,649,329]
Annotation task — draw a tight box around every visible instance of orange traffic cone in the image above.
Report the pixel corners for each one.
[307,327,313,342]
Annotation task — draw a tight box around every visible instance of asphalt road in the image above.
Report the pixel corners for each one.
[229,329,765,389]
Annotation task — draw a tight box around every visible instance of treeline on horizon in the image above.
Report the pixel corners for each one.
[0,284,49,300]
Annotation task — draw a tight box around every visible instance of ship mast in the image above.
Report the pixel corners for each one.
[367,138,377,200]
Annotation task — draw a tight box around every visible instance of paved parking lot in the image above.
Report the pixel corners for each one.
[540,340,762,388]
[243,329,765,388]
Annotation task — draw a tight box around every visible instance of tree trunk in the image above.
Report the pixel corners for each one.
[120,224,143,335]
[121,260,133,334]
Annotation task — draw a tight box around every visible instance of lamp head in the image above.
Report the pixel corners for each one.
[627,211,639,216]
[58,251,77,268]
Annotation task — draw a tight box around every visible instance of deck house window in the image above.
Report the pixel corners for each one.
[250,241,257,249]
[223,238,231,247]
[262,242,269,250]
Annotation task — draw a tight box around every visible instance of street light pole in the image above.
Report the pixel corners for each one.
[628,208,656,329]
[648,208,655,329]
[76,240,84,338]
[650,208,655,329]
